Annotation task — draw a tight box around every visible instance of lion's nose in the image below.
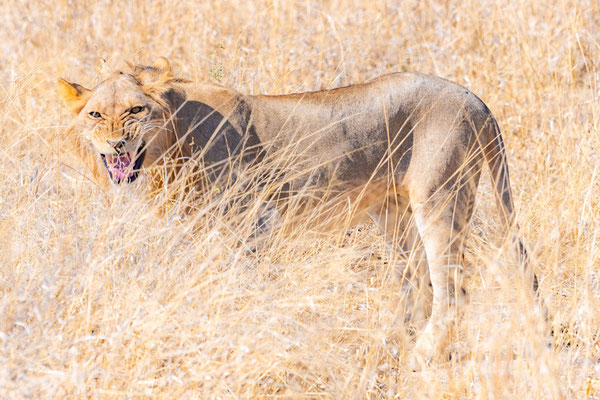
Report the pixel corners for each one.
[107,139,127,153]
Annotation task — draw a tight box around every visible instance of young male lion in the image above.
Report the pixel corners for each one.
[58,57,536,366]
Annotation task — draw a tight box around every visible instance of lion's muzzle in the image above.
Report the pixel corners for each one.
[100,144,146,184]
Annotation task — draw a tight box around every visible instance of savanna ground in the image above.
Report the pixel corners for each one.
[1,0,599,398]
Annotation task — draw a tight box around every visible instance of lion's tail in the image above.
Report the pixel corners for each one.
[483,118,516,231]
[482,118,540,294]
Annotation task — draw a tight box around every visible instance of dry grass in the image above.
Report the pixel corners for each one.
[1,0,599,398]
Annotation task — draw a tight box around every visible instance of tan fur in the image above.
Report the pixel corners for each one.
[58,58,531,366]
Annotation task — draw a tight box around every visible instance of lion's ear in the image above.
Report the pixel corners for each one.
[152,57,171,72]
[57,79,91,114]
[137,57,184,101]
[137,57,174,86]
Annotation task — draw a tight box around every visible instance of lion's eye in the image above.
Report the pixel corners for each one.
[89,111,102,119]
[130,106,145,114]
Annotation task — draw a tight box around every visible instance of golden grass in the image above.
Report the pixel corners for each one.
[1,0,599,398]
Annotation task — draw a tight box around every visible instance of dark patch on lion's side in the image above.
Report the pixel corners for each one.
[158,91,268,193]
[179,102,247,181]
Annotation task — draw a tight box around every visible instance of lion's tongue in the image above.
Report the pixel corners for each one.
[105,153,133,181]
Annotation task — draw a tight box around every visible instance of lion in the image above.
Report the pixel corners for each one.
[58,57,537,366]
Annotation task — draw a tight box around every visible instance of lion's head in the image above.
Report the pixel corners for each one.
[58,57,182,185]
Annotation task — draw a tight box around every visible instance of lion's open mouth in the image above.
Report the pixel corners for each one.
[100,145,146,184]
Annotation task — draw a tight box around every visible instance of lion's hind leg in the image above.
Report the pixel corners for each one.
[409,178,478,367]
